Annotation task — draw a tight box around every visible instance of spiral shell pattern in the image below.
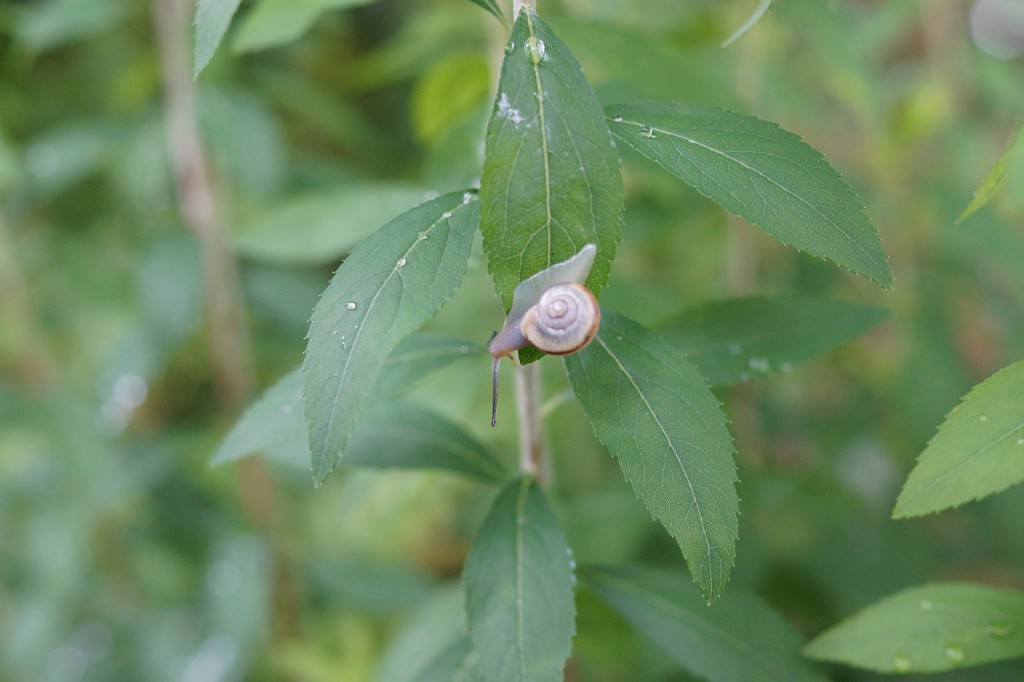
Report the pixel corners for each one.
[521,282,600,355]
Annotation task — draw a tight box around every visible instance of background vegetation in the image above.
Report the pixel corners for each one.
[1,0,1023,679]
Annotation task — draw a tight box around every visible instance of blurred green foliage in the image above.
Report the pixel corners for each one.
[2,0,1024,680]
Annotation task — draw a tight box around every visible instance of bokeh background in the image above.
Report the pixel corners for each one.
[2,0,1024,679]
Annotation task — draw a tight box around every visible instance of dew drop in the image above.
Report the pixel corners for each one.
[944,645,965,665]
[441,210,452,219]
[396,258,407,268]
[346,301,357,310]
[892,654,912,673]
[462,192,473,203]
[985,621,1013,638]
[728,343,742,356]
[504,40,516,55]
[748,357,770,373]
[611,115,623,122]
[417,232,428,241]
[640,126,656,138]
[526,37,546,64]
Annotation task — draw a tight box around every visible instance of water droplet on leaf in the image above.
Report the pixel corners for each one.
[611,115,623,122]
[640,126,655,138]
[396,258,407,268]
[504,40,516,55]
[417,232,428,241]
[346,301,357,310]
[944,646,965,665]
[526,37,546,64]
[441,210,452,219]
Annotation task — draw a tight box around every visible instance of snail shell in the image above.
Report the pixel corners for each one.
[520,282,600,355]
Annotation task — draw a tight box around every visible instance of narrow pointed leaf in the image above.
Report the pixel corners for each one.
[565,310,738,602]
[303,192,479,484]
[659,296,888,386]
[606,102,893,288]
[479,8,623,312]
[194,0,244,77]
[465,477,576,682]
[587,566,827,682]
[721,0,773,47]
[893,360,1024,518]
[804,583,1024,673]
[465,0,508,28]
[372,334,485,399]
[958,120,1024,223]
[232,0,376,54]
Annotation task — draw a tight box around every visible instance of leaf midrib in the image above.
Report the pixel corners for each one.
[593,334,715,594]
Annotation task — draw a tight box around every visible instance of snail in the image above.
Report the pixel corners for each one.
[488,244,601,426]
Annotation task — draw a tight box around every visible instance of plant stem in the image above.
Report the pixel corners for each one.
[152,0,299,642]
[515,360,545,482]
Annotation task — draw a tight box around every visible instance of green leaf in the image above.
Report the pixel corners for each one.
[232,184,430,265]
[893,359,1024,518]
[587,566,828,682]
[372,334,485,400]
[212,373,505,483]
[721,0,773,47]
[958,120,1024,223]
[464,477,576,682]
[412,55,491,145]
[418,637,484,682]
[232,0,375,54]
[479,8,624,312]
[194,0,245,77]
[804,582,1024,673]
[211,368,307,466]
[564,310,738,602]
[606,102,893,288]
[211,336,482,467]
[465,0,508,28]
[343,402,508,484]
[658,296,888,386]
[303,192,479,484]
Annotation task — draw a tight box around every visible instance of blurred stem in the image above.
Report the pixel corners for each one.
[0,213,57,388]
[152,0,299,643]
[516,361,545,483]
[151,0,253,409]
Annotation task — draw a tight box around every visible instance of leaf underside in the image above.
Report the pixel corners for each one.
[804,582,1024,673]
[565,310,738,602]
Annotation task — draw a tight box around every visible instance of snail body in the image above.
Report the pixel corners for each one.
[488,244,601,425]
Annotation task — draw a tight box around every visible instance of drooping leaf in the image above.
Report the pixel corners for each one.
[194,0,245,77]
[587,566,827,682]
[372,334,485,400]
[232,184,430,265]
[659,296,888,386]
[804,582,1024,673]
[343,402,508,484]
[721,0,773,47]
[303,192,479,484]
[564,310,738,602]
[212,336,482,468]
[606,102,893,288]
[465,0,508,28]
[479,8,624,312]
[958,120,1024,223]
[893,359,1024,518]
[232,0,375,54]
[464,477,576,682]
